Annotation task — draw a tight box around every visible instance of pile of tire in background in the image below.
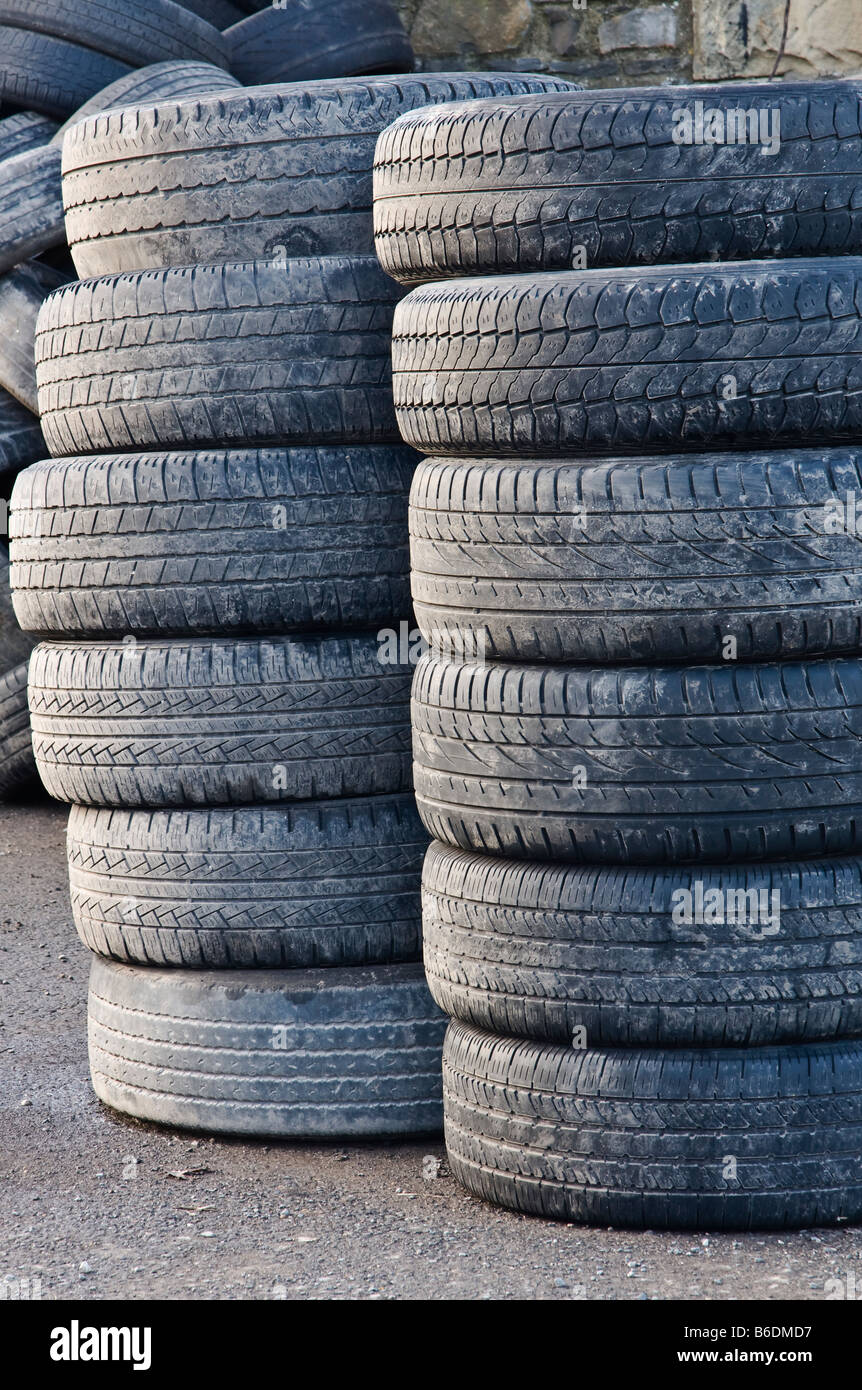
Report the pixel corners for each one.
[6,11,576,1135]
[375,77,862,1227]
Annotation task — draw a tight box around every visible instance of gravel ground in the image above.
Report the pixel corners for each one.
[2,796,862,1303]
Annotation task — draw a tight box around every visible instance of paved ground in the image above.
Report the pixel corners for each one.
[2,797,862,1302]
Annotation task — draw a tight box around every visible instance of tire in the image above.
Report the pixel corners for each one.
[70,794,427,967]
[0,663,35,796]
[0,548,34,670]
[227,0,413,85]
[409,448,862,664]
[375,80,862,285]
[89,956,445,1135]
[0,110,57,160]
[424,841,862,1048]
[61,75,574,276]
[0,386,44,485]
[0,260,68,414]
[0,27,131,120]
[10,445,415,637]
[444,1021,862,1229]
[392,259,862,457]
[54,59,241,139]
[35,258,405,455]
[412,652,862,865]
[30,633,412,807]
[176,0,244,26]
[0,0,228,68]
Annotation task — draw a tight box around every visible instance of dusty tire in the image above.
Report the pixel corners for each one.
[55,59,241,137]
[30,634,412,807]
[375,80,862,284]
[409,448,862,664]
[10,445,415,638]
[0,110,57,160]
[35,257,404,454]
[0,663,35,796]
[0,27,131,119]
[393,259,862,456]
[0,0,228,68]
[444,1021,862,1229]
[412,652,862,865]
[61,75,573,276]
[89,956,445,1135]
[0,387,44,485]
[227,0,412,84]
[0,260,68,414]
[424,842,862,1048]
[70,794,427,967]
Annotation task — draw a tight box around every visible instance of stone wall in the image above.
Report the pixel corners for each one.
[392,1,861,88]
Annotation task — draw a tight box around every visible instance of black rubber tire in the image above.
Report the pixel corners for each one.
[424,841,862,1048]
[89,956,445,1135]
[10,445,415,637]
[375,80,862,285]
[70,793,427,967]
[30,634,412,807]
[54,59,241,138]
[0,260,68,413]
[412,652,862,865]
[444,1021,862,1229]
[176,0,244,27]
[393,258,862,456]
[227,0,412,84]
[0,27,132,119]
[0,110,57,160]
[0,547,34,670]
[409,448,862,664]
[61,75,573,276]
[35,257,405,454]
[0,0,228,68]
[0,386,44,485]
[0,662,35,796]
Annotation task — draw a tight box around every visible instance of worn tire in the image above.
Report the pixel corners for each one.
[55,59,240,139]
[62,75,573,276]
[424,842,862,1048]
[89,957,445,1135]
[0,110,57,160]
[0,27,131,119]
[10,446,415,637]
[227,0,412,84]
[0,260,68,413]
[444,1021,862,1229]
[0,549,34,670]
[0,0,228,68]
[375,80,862,284]
[35,257,404,454]
[409,448,862,664]
[393,259,862,456]
[70,794,427,967]
[176,0,244,26]
[412,652,862,865]
[0,663,35,796]
[30,634,411,807]
[0,387,44,485]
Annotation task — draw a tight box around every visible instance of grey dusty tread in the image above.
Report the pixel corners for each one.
[226,0,413,85]
[412,652,862,864]
[35,257,405,454]
[61,75,573,276]
[0,662,35,797]
[443,1021,862,1229]
[392,259,862,456]
[10,446,416,637]
[424,841,862,1048]
[30,633,412,807]
[0,547,35,671]
[375,80,862,283]
[0,0,228,69]
[55,60,241,140]
[409,448,862,664]
[70,795,427,968]
[0,26,132,119]
[0,386,44,484]
[89,956,445,1136]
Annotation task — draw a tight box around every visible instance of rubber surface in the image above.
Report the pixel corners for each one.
[412,652,862,864]
[89,956,445,1135]
[0,110,57,160]
[35,257,405,454]
[10,445,416,637]
[61,75,574,275]
[0,0,228,69]
[30,634,412,807]
[0,27,131,119]
[409,448,862,663]
[0,260,68,414]
[0,387,44,484]
[0,662,35,796]
[0,548,34,670]
[55,59,241,139]
[424,841,862,1048]
[392,258,862,455]
[374,80,862,283]
[227,0,413,84]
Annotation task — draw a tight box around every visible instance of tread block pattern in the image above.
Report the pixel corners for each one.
[0,662,36,797]
[89,956,446,1136]
[0,0,228,69]
[0,27,132,120]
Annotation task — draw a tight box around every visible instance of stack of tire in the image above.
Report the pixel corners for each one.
[8,71,574,1138]
[375,78,862,1228]
[0,0,239,796]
